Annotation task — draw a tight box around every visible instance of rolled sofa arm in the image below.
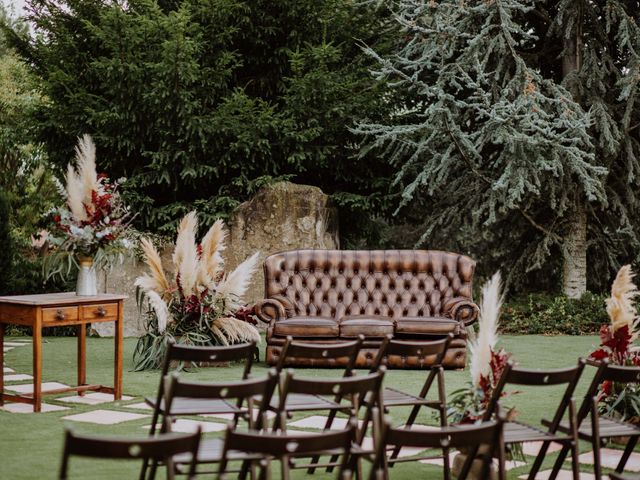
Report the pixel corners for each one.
[254,295,294,325]
[443,296,479,326]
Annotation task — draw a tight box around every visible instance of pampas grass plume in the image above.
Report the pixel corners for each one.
[607,265,639,336]
[469,271,503,388]
[216,252,260,311]
[173,211,199,296]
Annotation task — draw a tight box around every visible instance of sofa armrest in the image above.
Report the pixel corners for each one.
[254,295,294,325]
[443,296,479,326]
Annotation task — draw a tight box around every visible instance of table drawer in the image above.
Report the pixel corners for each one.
[82,303,118,321]
[42,306,79,323]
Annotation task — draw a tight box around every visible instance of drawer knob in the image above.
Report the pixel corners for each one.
[55,309,67,321]
[95,306,107,317]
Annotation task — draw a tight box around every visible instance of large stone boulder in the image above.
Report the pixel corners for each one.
[93,181,338,337]
[225,181,339,305]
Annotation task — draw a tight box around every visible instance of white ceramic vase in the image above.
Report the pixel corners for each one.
[76,256,98,296]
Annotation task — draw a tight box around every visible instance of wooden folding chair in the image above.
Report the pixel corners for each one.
[369,413,506,480]
[145,341,257,435]
[60,428,201,480]
[275,368,386,477]
[267,336,364,431]
[460,359,586,480]
[364,334,452,469]
[549,360,640,480]
[218,420,358,480]
[146,370,278,479]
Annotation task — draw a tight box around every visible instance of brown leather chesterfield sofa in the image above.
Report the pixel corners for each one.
[254,250,479,369]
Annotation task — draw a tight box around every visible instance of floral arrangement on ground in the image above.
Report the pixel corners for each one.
[589,265,640,422]
[44,134,132,279]
[447,272,522,459]
[133,211,261,370]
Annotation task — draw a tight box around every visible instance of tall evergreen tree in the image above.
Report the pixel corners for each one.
[357,0,640,294]
[7,0,396,239]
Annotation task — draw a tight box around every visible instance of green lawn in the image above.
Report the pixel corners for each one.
[0,335,616,479]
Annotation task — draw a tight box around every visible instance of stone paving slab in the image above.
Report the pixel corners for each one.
[7,382,70,394]
[519,470,595,479]
[56,393,133,405]
[578,448,640,471]
[123,402,153,410]
[3,347,13,352]
[287,415,362,430]
[3,367,14,373]
[420,454,525,471]
[1,402,69,414]
[144,419,227,433]
[4,342,28,347]
[4,374,33,382]
[202,411,277,422]
[522,441,563,456]
[63,409,149,425]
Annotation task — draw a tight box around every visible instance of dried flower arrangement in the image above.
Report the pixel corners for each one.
[44,135,132,279]
[589,265,640,422]
[448,272,515,424]
[133,211,261,370]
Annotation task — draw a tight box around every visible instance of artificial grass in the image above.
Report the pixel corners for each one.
[0,334,615,479]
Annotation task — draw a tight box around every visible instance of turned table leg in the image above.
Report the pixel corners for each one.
[77,324,86,394]
[33,315,42,413]
[0,322,4,406]
[114,300,123,400]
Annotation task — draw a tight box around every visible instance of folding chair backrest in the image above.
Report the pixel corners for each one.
[281,368,385,400]
[371,417,505,480]
[276,336,364,374]
[577,360,640,422]
[60,429,201,479]
[484,359,586,429]
[164,370,278,426]
[219,421,357,478]
[162,341,256,377]
[385,419,503,450]
[372,335,452,370]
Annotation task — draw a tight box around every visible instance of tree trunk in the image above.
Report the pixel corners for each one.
[561,9,587,298]
[562,204,587,298]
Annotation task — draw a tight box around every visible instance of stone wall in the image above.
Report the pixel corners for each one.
[93,181,339,337]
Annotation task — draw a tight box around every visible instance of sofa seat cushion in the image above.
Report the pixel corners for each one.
[395,317,461,336]
[339,315,395,338]
[273,316,339,338]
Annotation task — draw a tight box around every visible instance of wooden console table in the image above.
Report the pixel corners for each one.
[0,293,126,412]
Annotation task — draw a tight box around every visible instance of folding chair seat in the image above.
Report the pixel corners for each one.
[59,428,201,480]
[145,370,279,478]
[548,361,640,480]
[145,341,257,431]
[369,414,506,480]
[218,420,359,479]
[460,359,586,480]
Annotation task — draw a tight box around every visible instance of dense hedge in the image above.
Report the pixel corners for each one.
[500,292,608,335]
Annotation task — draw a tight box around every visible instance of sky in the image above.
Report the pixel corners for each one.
[2,0,27,16]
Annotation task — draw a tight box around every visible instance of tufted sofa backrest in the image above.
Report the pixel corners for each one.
[263,250,476,319]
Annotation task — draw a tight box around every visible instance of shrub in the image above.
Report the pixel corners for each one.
[500,292,608,335]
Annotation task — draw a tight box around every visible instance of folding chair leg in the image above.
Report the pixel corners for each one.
[616,436,638,473]
[442,447,451,480]
[458,445,479,480]
[570,440,581,480]
[548,445,570,480]
[309,409,340,474]
[526,440,551,480]
[592,438,602,480]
